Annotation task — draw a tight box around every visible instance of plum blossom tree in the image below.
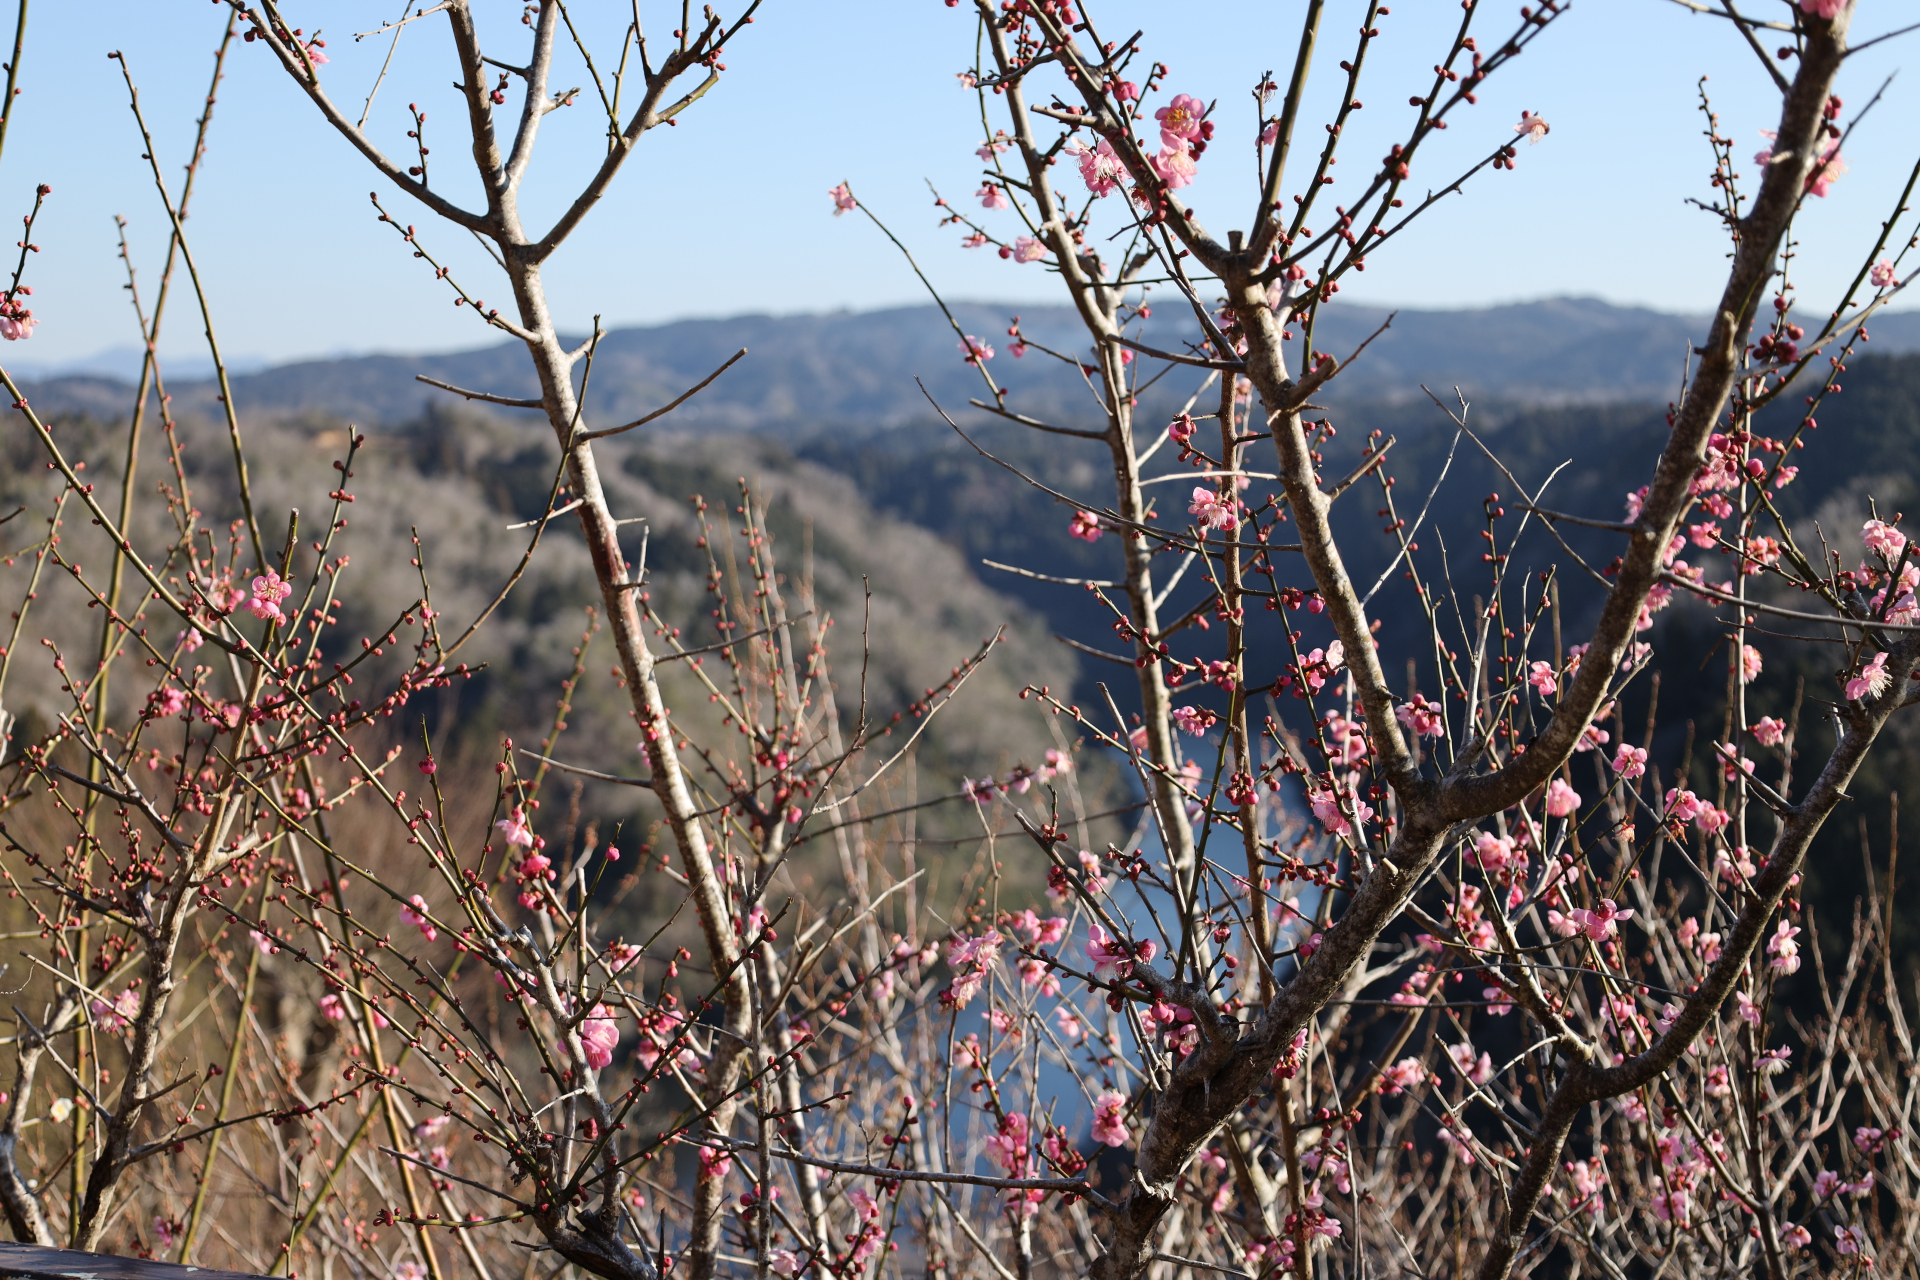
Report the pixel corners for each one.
[1,2,1919,1280]
[814,0,1920,1277]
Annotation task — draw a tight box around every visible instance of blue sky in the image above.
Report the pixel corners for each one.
[0,1,1915,368]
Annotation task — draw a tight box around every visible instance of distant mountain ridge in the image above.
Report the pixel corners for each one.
[18,297,1920,432]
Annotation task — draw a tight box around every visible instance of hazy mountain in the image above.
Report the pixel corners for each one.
[21,298,1920,432]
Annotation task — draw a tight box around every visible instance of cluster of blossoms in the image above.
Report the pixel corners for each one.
[942,929,1002,1009]
[0,291,36,341]
[1148,93,1211,190]
[962,748,1073,801]
[90,987,143,1032]
[576,1003,619,1070]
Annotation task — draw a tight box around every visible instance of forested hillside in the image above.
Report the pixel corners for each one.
[12,310,1920,941]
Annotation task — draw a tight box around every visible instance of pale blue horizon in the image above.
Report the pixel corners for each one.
[0,1,1915,368]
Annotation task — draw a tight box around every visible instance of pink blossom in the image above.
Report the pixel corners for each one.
[985,1112,1029,1174]
[1300,642,1344,693]
[247,570,292,624]
[848,1187,881,1222]
[1739,643,1762,683]
[1565,1157,1607,1216]
[1694,804,1731,836]
[1447,1042,1494,1085]
[1781,1224,1811,1250]
[1864,518,1907,559]
[1154,94,1206,143]
[495,806,534,847]
[1767,918,1802,975]
[1086,924,1135,979]
[767,1249,802,1277]
[1010,235,1046,263]
[1735,990,1761,1026]
[1188,486,1238,534]
[1870,258,1898,289]
[946,929,1002,972]
[977,183,1009,211]
[1062,848,1112,899]
[956,71,978,89]
[1544,778,1580,818]
[1797,0,1843,16]
[1855,1124,1888,1153]
[1758,1045,1793,1076]
[1806,139,1848,197]
[579,1004,620,1069]
[1068,510,1102,542]
[1665,787,1703,822]
[1513,111,1550,144]
[1167,412,1196,444]
[697,1146,732,1182]
[1075,137,1125,197]
[1482,985,1513,1016]
[0,313,34,341]
[1651,1188,1690,1225]
[1714,857,1757,897]
[1847,651,1891,701]
[1836,1224,1870,1257]
[1017,958,1059,996]
[1750,716,1785,746]
[319,993,346,1021]
[1008,909,1066,946]
[1309,787,1371,837]
[91,988,142,1032]
[1774,465,1798,489]
[249,929,278,956]
[1471,831,1514,872]
[1612,743,1648,779]
[1576,899,1633,941]
[958,335,995,364]
[1171,705,1216,736]
[829,183,856,216]
[1526,661,1557,696]
[1092,1091,1130,1147]
[1377,1057,1428,1096]
[1395,693,1443,737]
[399,894,437,941]
[1704,1064,1732,1097]
[1151,144,1198,189]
